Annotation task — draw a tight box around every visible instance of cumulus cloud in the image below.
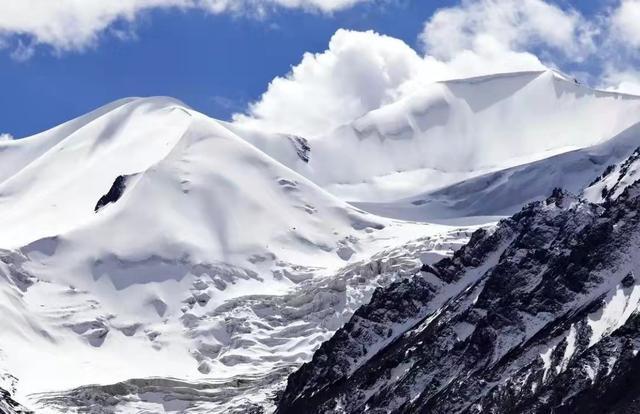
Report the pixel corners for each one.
[4,0,640,136]
[420,0,640,96]
[233,29,430,137]
[0,0,184,53]
[207,0,371,14]
[234,0,573,137]
[601,66,640,96]
[610,0,640,49]
[232,26,550,137]
[234,0,640,137]
[0,0,371,54]
[597,0,640,96]
[0,133,14,141]
[421,0,596,62]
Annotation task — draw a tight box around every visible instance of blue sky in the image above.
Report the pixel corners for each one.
[0,0,637,138]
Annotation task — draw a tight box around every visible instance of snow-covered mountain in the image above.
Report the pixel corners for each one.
[357,120,640,221]
[275,152,640,413]
[233,70,640,208]
[2,70,640,413]
[0,96,467,412]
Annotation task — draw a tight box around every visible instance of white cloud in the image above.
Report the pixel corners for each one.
[601,66,640,96]
[233,27,552,136]
[234,1,575,137]
[234,0,640,137]
[3,0,640,135]
[420,0,596,62]
[0,0,183,53]
[0,133,13,141]
[204,0,370,14]
[601,0,640,95]
[0,0,372,53]
[10,39,36,61]
[233,29,429,137]
[610,0,640,49]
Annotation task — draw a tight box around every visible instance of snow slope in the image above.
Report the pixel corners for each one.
[356,119,640,221]
[0,96,396,259]
[0,97,468,412]
[229,70,640,204]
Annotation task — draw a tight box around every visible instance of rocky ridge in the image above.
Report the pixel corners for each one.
[276,150,640,414]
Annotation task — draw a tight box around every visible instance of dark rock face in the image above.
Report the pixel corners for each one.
[0,387,31,414]
[587,146,640,204]
[276,181,640,414]
[287,135,311,163]
[94,175,129,212]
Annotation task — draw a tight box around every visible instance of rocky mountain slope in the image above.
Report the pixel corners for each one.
[276,149,640,413]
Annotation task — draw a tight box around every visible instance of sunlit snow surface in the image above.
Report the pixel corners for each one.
[233,70,640,204]
[0,96,473,412]
[2,70,640,412]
